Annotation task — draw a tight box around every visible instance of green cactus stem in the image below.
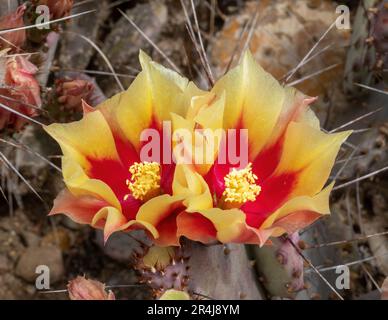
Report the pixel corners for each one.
[250,233,304,299]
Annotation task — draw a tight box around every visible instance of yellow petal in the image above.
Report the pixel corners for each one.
[173,165,213,212]
[133,165,214,245]
[295,104,321,129]
[170,112,195,165]
[62,156,121,210]
[44,110,119,170]
[92,206,127,242]
[275,121,351,196]
[135,194,185,230]
[185,91,216,121]
[91,206,159,242]
[212,51,286,159]
[97,70,153,152]
[192,92,225,131]
[266,90,317,145]
[171,94,225,175]
[97,51,206,152]
[192,93,225,175]
[197,208,247,243]
[139,50,189,124]
[261,182,333,230]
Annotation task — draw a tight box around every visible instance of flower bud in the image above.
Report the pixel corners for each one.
[5,56,42,108]
[0,5,27,51]
[0,55,41,131]
[56,79,94,112]
[67,276,115,300]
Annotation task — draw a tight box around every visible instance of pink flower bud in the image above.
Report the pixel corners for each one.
[56,79,93,111]
[0,56,41,131]
[5,56,42,108]
[67,276,115,300]
[0,5,27,51]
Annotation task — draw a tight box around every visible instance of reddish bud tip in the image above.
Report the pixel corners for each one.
[67,276,116,300]
[0,5,27,51]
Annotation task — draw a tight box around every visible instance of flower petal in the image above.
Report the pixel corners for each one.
[249,95,318,182]
[134,165,214,246]
[242,123,349,226]
[274,121,351,197]
[139,50,190,124]
[212,51,286,159]
[260,182,333,232]
[195,208,247,243]
[135,194,186,246]
[172,165,213,212]
[92,206,127,242]
[266,91,317,146]
[91,206,158,243]
[151,211,181,246]
[49,189,107,226]
[186,180,334,246]
[176,211,217,244]
[171,93,225,175]
[136,194,184,226]
[61,156,121,210]
[44,110,120,170]
[97,51,206,155]
[97,71,152,152]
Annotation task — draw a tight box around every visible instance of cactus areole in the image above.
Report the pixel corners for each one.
[45,50,350,247]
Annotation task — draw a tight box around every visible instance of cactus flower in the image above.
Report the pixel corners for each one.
[67,276,115,300]
[0,55,41,130]
[0,5,26,51]
[173,52,351,246]
[45,51,224,244]
[46,51,350,247]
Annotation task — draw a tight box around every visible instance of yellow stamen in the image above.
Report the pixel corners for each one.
[125,161,161,201]
[222,163,261,204]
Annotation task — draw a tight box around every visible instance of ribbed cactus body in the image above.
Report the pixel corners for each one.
[344,0,387,93]
[371,0,388,82]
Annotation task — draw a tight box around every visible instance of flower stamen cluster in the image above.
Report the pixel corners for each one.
[223,163,261,204]
[126,161,161,201]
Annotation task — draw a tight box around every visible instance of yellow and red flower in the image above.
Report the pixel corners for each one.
[173,52,351,246]
[45,51,224,245]
[46,51,350,247]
